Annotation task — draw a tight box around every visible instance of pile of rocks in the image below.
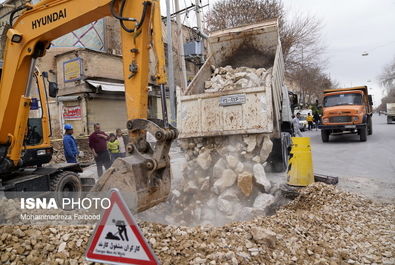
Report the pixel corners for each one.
[51,139,94,164]
[204,65,272,92]
[1,183,394,265]
[143,134,280,226]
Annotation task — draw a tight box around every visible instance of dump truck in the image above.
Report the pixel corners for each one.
[386,103,395,124]
[177,19,294,172]
[319,86,373,142]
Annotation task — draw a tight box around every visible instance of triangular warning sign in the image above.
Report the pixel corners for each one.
[85,189,159,265]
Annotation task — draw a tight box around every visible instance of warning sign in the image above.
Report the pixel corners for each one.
[85,189,159,265]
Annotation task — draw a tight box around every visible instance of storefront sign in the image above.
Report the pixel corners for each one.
[64,58,83,82]
[63,105,81,120]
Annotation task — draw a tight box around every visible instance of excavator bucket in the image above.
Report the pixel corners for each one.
[90,119,177,213]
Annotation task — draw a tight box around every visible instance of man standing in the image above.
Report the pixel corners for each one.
[313,111,321,130]
[307,113,314,131]
[116,128,128,157]
[63,124,79,163]
[292,113,303,137]
[89,123,111,177]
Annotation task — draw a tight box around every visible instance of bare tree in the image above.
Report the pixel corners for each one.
[205,0,285,32]
[205,0,324,68]
[378,57,395,111]
[288,64,336,106]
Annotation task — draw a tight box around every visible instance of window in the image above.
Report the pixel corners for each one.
[323,93,362,107]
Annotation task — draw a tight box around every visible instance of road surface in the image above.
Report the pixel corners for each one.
[303,114,395,202]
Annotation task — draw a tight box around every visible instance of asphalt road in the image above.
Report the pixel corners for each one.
[302,114,395,202]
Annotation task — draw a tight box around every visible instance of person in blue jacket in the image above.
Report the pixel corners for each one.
[63,124,79,163]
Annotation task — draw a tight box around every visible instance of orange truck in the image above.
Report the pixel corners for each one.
[319,86,373,142]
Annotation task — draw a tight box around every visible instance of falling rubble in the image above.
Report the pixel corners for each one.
[141,65,282,226]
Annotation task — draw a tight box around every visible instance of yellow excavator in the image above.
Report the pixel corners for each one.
[0,0,177,212]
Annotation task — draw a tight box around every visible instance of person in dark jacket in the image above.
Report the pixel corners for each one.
[63,124,79,163]
[89,123,111,177]
[313,112,321,130]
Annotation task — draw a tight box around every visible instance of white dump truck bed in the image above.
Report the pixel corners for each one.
[177,19,289,139]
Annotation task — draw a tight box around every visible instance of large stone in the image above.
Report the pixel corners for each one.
[252,156,261,163]
[256,68,267,77]
[251,227,277,248]
[259,136,273,162]
[245,72,262,87]
[243,135,257,153]
[196,149,212,170]
[226,155,239,169]
[213,169,237,194]
[217,188,240,216]
[234,72,247,81]
[237,172,253,197]
[57,242,67,253]
[253,193,274,209]
[253,164,271,192]
[213,158,226,180]
[235,162,245,173]
[235,78,249,89]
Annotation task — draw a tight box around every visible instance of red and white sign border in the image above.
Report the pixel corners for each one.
[85,189,159,265]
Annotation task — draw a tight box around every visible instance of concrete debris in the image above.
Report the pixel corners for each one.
[204,65,272,92]
[161,134,276,226]
[237,172,253,197]
[253,163,271,192]
[253,193,275,210]
[213,169,237,194]
[259,135,273,162]
[1,184,394,264]
[196,149,212,170]
[213,158,226,180]
[226,155,239,169]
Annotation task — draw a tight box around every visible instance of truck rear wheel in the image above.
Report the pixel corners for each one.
[359,126,367,142]
[321,130,329,142]
[368,116,373,135]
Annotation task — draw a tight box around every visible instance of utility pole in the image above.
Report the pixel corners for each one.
[301,46,305,107]
[174,0,188,92]
[165,0,177,126]
[195,0,205,63]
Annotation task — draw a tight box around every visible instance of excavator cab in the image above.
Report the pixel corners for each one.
[21,70,55,167]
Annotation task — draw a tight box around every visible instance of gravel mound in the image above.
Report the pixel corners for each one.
[0,183,394,265]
